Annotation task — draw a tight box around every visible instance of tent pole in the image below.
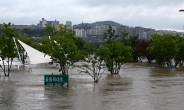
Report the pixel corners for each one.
[13,37,21,61]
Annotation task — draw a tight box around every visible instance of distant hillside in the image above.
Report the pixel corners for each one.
[73,21,121,29]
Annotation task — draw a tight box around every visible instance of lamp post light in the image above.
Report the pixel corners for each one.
[179,9,184,12]
[179,9,184,30]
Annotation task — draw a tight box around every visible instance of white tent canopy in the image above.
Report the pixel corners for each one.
[17,40,52,64]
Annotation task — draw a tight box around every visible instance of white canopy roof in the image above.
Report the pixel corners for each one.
[17,40,52,64]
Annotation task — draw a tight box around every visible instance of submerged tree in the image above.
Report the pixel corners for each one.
[75,41,105,83]
[136,39,149,62]
[0,23,19,76]
[127,35,140,62]
[174,37,184,67]
[78,54,106,83]
[40,25,82,75]
[97,41,133,74]
[147,34,178,68]
[120,31,140,62]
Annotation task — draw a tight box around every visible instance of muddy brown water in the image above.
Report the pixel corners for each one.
[0,62,184,110]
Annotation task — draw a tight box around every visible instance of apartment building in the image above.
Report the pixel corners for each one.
[66,21,73,29]
[135,26,144,39]
[38,18,59,28]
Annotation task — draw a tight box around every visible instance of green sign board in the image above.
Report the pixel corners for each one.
[44,74,69,86]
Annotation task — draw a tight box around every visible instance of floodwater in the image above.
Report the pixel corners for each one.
[0,62,184,110]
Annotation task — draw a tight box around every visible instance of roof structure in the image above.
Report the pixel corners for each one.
[17,40,52,64]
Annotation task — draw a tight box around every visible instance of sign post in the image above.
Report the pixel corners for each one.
[44,74,69,86]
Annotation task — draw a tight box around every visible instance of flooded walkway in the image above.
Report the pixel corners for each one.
[0,62,184,110]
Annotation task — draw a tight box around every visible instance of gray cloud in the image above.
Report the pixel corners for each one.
[1,0,184,31]
[73,0,184,8]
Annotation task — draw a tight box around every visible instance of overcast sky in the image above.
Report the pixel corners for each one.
[1,0,184,31]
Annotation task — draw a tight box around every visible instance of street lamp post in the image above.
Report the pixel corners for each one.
[179,9,184,30]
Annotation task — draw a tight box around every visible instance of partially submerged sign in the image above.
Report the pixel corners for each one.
[44,74,68,86]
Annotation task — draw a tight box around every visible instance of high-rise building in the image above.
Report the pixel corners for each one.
[146,28,155,41]
[135,26,143,39]
[128,27,135,37]
[117,25,129,39]
[66,21,73,29]
[38,18,59,28]
[74,28,86,38]
[143,32,147,40]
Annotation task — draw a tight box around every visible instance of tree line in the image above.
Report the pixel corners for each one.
[0,23,184,82]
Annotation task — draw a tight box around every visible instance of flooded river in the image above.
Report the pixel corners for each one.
[0,62,184,110]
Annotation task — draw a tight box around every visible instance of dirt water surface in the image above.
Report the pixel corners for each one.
[0,63,184,110]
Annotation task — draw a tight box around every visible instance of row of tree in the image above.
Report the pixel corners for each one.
[147,34,184,68]
[1,23,184,82]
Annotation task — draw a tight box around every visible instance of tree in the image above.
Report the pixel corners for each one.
[44,24,57,36]
[83,43,97,55]
[38,36,53,54]
[41,24,82,75]
[120,31,140,62]
[128,35,140,62]
[52,35,81,75]
[147,34,178,68]
[104,26,119,44]
[78,55,106,83]
[136,39,149,62]
[75,41,105,83]
[97,41,133,74]
[0,23,19,76]
[174,37,184,67]
[120,30,130,46]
